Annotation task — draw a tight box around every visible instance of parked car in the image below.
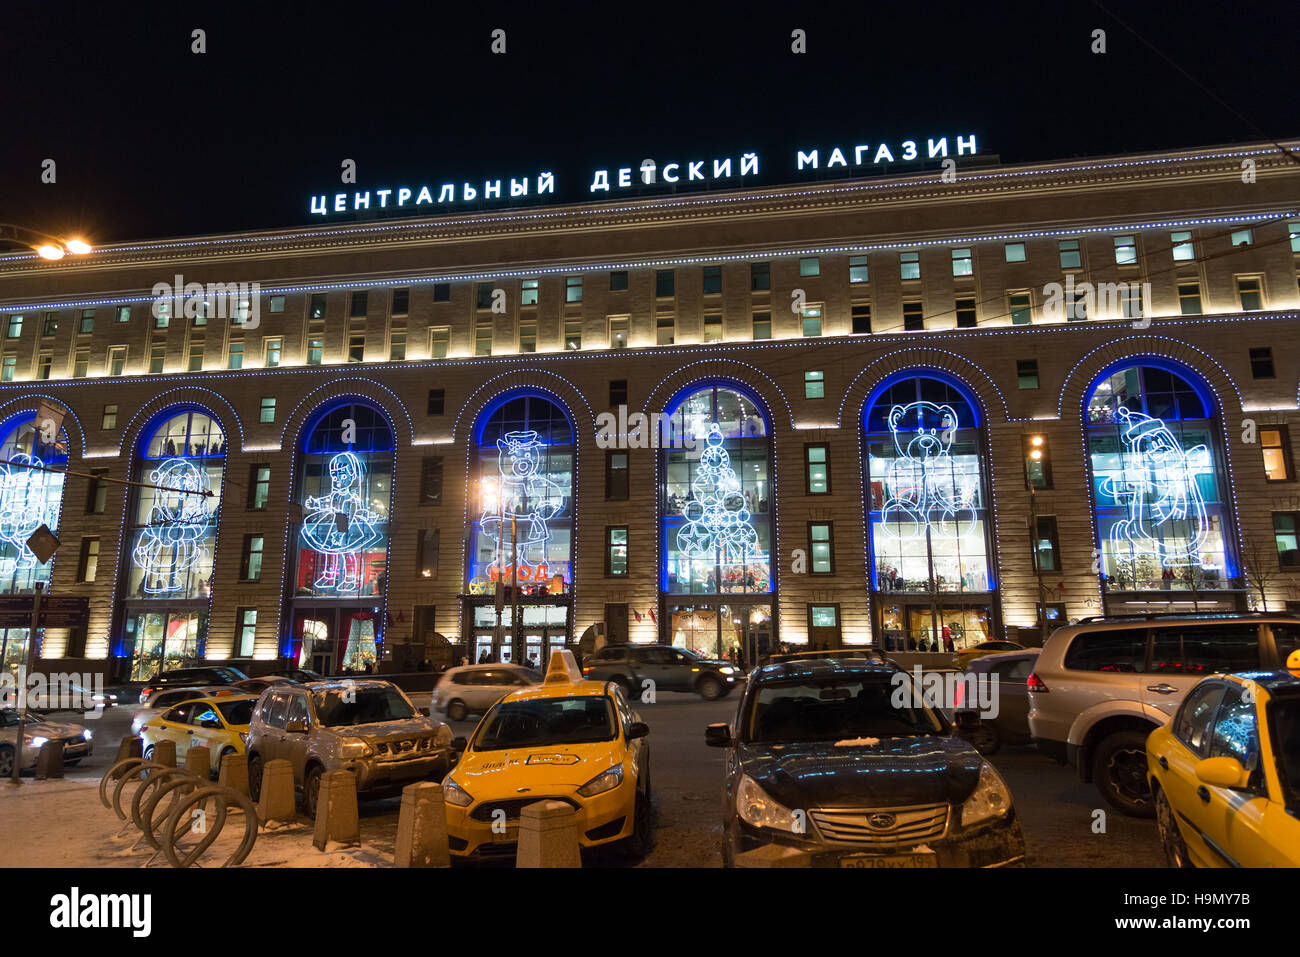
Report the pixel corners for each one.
[138,666,248,704]
[28,682,117,714]
[582,644,740,700]
[132,685,240,736]
[0,708,93,775]
[962,650,1039,755]
[269,669,322,683]
[1028,612,1300,817]
[956,640,1026,670]
[245,679,454,817]
[1147,669,1300,867]
[433,664,543,721]
[140,694,259,775]
[706,657,1026,867]
[235,676,298,695]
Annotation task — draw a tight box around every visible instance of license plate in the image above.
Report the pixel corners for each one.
[491,825,519,844]
[839,852,937,869]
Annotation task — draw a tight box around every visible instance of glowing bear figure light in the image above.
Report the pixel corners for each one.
[0,453,51,572]
[1102,407,1211,567]
[132,458,214,594]
[300,451,383,593]
[480,430,565,572]
[676,423,765,573]
[878,401,977,540]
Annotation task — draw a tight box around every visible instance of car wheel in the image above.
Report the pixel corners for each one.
[697,676,723,700]
[966,722,1001,756]
[304,764,323,819]
[0,745,14,777]
[247,752,264,801]
[619,788,653,860]
[1155,786,1194,868]
[447,699,467,722]
[1093,730,1155,818]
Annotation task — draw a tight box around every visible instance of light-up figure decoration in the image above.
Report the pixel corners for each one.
[132,458,215,594]
[1102,407,1211,567]
[481,430,565,571]
[300,451,383,592]
[0,454,51,573]
[676,423,767,587]
[878,401,978,540]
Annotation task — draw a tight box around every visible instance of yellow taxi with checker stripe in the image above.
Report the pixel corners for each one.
[442,649,651,862]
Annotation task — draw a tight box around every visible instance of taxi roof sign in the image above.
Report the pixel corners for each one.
[545,648,584,684]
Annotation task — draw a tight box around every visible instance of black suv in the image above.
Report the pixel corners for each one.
[582,644,740,700]
[137,666,248,704]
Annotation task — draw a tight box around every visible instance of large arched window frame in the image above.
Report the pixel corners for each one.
[0,409,69,595]
[1084,360,1237,595]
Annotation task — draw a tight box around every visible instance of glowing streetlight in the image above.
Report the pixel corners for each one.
[0,224,94,260]
[35,244,64,261]
[64,238,93,255]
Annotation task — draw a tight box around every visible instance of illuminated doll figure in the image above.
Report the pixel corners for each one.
[676,423,766,586]
[879,401,977,539]
[0,453,49,572]
[1102,407,1210,567]
[481,430,566,570]
[300,451,383,592]
[132,458,214,594]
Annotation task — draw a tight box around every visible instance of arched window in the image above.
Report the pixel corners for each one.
[288,402,394,673]
[864,374,994,653]
[466,393,573,666]
[1086,362,1236,602]
[121,408,226,680]
[660,384,772,660]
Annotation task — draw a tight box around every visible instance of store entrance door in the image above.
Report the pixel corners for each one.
[292,606,380,675]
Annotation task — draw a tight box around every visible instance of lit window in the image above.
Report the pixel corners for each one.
[1009,292,1032,325]
[1024,434,1051,488]
[1230,228,1253,247]
[188,344,203,371]
[429,328,449,359]
[1274,513,1300,568]
[1289,221,1300,253]
[269,295,286,314]
[565,320,582,350]
[259,397,276,423]
[73,350,89,378]
[1262,427,1293,482]
[521,279,539,306]
[900,251,920,280]
[307,339,323,365]
[6,315,22,338]
[809,524,832,573]
[703,315,722,342]
[804,370,824,399]
[951,248,973,277]
[799,257,820,277]
[606,527,628,576]
[475,322,492,356]
[849,256,869,283]
[149,345,165,374]
[116,306,130,323]
[1058,239,1081,269]
[77,538,100,583]
[241,535,264,581]
[79,309,95,334]
[1017,359,1039,390]
[1004,243,1026,263]
[265,338,282,367]
[101,405,118,430]
[1,357,14,382]
[1171,231,1194,261]
[237,609,257,657]
[805,444,830,494]
[310,293,327,319]
[801,306,822,337]
[249,465,271,509]
[1178,282,1202,315]
[1113,235,1137,265]
[565,276,583,303]
[1238,277,1263,311]
[228,341,244,370]
[108,346,127,376]
[609,317,629,349]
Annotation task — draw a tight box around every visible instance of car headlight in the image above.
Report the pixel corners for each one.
[576,763,624,797]
[719,666,737,675]
[239,732,249,744]
[82,729,93,741]
[961,761,1012,828]
[433,724,453,748]
[735,774,801,833]
[443,777,474,807]
[26,736,48,748]
[340,737,373,758]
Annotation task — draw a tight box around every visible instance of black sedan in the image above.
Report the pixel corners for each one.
[707,658,1026,868]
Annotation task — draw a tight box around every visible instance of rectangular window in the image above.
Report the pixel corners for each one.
[1121,285,1144,319]
[1067,288,1088,321]
[432,283,450,302]
[264,338,282,367]
[1009,291,1032,325]
[903,301,924,331]
[1231,228,1254,247]
[475,322,492,356]
[605,451,629,501]
[76,537,100,583]
[810,605,839,628]
[108,346,127,375]
[1033,516,1061,573]
[609,380,628,407]
[655,314,675,346]
[1178,281,1202,315]
[6,315,22,338]
[518,321,536,353]
[1004,242,1026,263]
[79,309,95,334]
[849,256,869,283]
[269,295,286,314]
[236,609,257,657]
[851,304,872,335]
[348,334,365,362]
[1290,221,1300,253]
[149,345,165,374]
[608,316,629,349]
[521,279,539,306]
[605,527,629,576]
[42,313,59,337]
[307,338,323,365]
[86,469,109,514]
[951,248,973,277]
[429,327,449,359]
[750,262,770,291]
[752,312,771,340]
[227,340,244,369]
[1017,359,1039,390]
[249,465,271,509]
[37,354,53,379]
[1113,235,1137,265]
[1024,434,1052,488]
[116,306,131,323]
[1262,427,1294,482]
[258,397,276,423]
[805,444,830,495]
[240,535,265,581]
[955,298,977,328]
[1275,513,1300,567]
[391,288,409,315]
[349,291,368,318]
[73,350,89,378]
[1250,347,1275,379]
[899,251,920,280]
[809,523,833,574]
[389,332,406,361]
[420,457,444,505]
[565,276,583,303]
[476,282,495,310]
[309,293,327,319]
[804,370,825,399]
[1238,277,1263,311]
[609,271,628,292]
[565,319,582,350]
[702,266,722,294]
[417,529,439,579]
[192,302,208,327]
[152,303,169,330]
[799,257,820,278]
[801,306,822,337]
[101,405,118,430]
[1059,239,1081,269]
[1171,231,1195,261]
[427,389,445,415]
[1,356,14,382]
[703,315,722,342]
[655,270,675,298]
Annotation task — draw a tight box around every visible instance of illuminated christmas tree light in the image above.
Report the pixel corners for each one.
[676,423,766,580]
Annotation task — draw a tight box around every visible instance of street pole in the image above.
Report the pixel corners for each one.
[9,581,42,786]
[1031,484,1047,645]
[493,487,504,663]
[510,515,520,665]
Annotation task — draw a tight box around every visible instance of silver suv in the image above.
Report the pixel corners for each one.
[246,679,454,817]
[1027,613,1300,817]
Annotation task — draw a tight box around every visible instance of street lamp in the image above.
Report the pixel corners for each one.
[1027,434,1047,644]
[0,223,93,260]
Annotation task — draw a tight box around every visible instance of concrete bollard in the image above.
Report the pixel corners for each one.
[394,781,450,867]
[34,740,65,780]
[184,745,211,780]
[218,752,249,796]
[313,769,360,850]
[516,800,581,868]
[256,758,296,827]
[115,736,143,764]
[150,740,177,768]
[735,844,811,868]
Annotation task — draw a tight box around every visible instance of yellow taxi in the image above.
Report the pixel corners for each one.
[956,639,1025,670]
[140,694,260,776]
[1146,668,1300,867]
[442,649,651,862]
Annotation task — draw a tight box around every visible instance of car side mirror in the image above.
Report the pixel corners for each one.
[451,736,468,752]
[626,721,649,741]
[285,719,307,733]
[419,707,431,717]
[1195,756,1249,790]
[953,710,982,733]
[705,723,731,747]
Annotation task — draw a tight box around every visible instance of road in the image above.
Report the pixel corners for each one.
[36,692,1163,867]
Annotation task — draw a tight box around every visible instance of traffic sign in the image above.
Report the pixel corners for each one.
[26,525,59,565]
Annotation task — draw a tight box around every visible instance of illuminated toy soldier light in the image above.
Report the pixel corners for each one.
[481,430,565,572]
[300,451,383,592]
[132,458,214,594]
[0,453,50,575]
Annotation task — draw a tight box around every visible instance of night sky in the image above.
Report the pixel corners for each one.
[3,0,1296,244]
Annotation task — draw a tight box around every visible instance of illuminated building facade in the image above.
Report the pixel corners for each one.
[0,139,1298,679]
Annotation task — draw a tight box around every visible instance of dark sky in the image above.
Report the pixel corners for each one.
[3,0,1296,244]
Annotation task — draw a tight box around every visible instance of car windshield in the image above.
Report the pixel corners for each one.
[473,696,616,751]
[312,687,416,727]
[1271,695,1300,809]
[743,674,945,744]
[217,699,256,726]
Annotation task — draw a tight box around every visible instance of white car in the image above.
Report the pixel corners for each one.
[131,685,241,736]
[0,708,93,775]
[432,664,543,721]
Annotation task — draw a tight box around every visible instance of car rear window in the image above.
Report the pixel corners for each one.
[1063,630,1147,672]
[1149,624,1260,675]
